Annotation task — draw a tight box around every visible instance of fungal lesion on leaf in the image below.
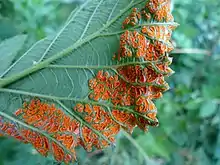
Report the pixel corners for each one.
[87,0,177,133]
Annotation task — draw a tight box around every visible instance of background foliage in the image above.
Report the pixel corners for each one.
[0,0,220,165]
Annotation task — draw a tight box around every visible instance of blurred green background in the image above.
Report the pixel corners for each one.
[0,0,220,164]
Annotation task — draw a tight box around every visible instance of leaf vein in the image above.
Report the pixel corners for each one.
[65,69,74,98]
[79,0,105,40]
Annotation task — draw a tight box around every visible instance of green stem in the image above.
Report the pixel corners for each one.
[47,61,157,69]
[100,22,179,37]
[122,130,157,165]
[48,57,173,76]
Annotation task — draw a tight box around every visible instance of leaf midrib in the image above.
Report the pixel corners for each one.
[0,0,145,88]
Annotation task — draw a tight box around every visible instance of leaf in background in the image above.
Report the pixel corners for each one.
[0,19,18,40]
[214,133,220,160]
[169,152,185,165]
[0,137,54,165]
[182,56,196,68]
[184,98,203,111]
[0,0,177,163]
[0,35,27,77]
[122,130,160,165]
[136,133,172,160]
[193,148,212,165]
[202,84,220,99]
[199,100,217,118]
[174,69,194,87]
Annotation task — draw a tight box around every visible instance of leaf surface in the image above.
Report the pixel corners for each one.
[0,0,177,163]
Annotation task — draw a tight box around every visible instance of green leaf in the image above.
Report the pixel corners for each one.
[174,69,194,87]
[0,138,54,165]
[184,98,203,110]
[0,35,27,77]
[122,131,160,165]
[199,100,218,118]
[0,19,19,40]
[202,84,220,99]
[0,0,177,163]
[136,133,172,160]
[193,148,212,165]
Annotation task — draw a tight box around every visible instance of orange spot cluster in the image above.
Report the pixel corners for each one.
[89,70,165,104]
[145,0,174,22]
[1,100,79,164]
[1,100,134,163]
[112,110,136,133]
[118,65,163,84]
[135,96,157,118]
[117,31,150,59]
[142,26,174,44]
[0,117,27,142]
[74,103,120,151]
[88,70,169,131]
[116,30,174,62]
[122,8,141,29]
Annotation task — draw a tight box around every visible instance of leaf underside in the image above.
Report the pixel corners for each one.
[0,0,178,163]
